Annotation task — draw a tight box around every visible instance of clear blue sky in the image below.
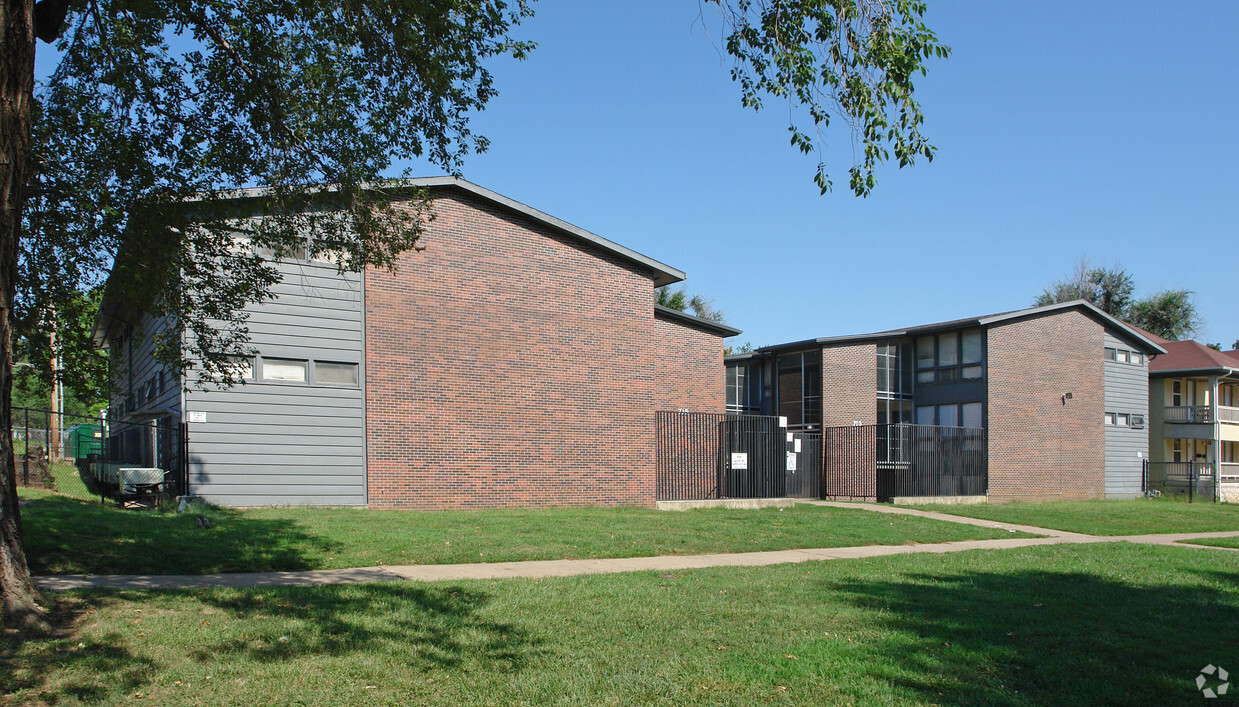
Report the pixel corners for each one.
[396,0,1238,348]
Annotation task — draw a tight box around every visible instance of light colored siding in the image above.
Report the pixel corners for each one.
[1103,331,1150,498]
[184,257,365,506]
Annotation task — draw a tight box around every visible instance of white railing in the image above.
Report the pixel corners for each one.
[1219,406,1239,425]
[1164,405,1212,424]
[1221,463,1239,483]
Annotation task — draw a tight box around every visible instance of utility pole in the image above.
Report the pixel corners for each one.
[48,314,62,461]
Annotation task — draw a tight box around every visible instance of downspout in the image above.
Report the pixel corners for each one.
[1212,374,1221,503]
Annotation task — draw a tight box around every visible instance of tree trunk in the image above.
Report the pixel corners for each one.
[1,0,47,629]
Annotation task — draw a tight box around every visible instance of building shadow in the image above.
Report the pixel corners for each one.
[813,558,1239,704]
[19,494,335,576]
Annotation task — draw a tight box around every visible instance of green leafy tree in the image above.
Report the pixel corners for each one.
[1,0,947,626]
[1034,261,1201,341]
[1127,290,1201,342]
[2,0,535,629]
[708,0,950,195]
[1033,260,1134,318]
[656,286,687,312]
[657,286,726,324]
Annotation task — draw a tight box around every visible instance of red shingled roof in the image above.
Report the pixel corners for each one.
[1149,339,1239,373]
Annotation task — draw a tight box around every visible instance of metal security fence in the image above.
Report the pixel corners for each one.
[824,423,986,502]
[12,407,186,500]
[655,411,820,501]
[1148,461,1217,503]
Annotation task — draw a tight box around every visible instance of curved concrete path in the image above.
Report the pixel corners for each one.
[34,502,1239,592]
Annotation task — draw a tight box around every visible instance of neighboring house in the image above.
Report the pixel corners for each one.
[94,177,739,508]
[725,301,1165,502]
[1145,336,1239,502]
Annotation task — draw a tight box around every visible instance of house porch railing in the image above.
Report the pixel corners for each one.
[1165,405,1239,424]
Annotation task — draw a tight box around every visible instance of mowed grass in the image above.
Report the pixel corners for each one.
[1181,536,1239,550]
[4,542,1236,705]
[16,493,1030,576]
[909,498,1239,535]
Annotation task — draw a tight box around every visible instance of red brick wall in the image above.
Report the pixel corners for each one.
[651,315,725,414]
[365,191,661,509]
[818,344,878,499]
[821,344,876,427]
[987,310,1106,502]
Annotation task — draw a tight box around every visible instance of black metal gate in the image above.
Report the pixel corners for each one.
[656,411,820,501]
[824,423,986,502]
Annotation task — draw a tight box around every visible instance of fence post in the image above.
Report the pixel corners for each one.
[21,408,29,486]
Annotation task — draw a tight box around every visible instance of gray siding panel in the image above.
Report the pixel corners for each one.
[110,312,181,420]
[184,258,365,506]
[1104,331,1150,498]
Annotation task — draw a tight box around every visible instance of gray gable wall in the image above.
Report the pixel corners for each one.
[1103,329,1150,498]
[183,258,366,506]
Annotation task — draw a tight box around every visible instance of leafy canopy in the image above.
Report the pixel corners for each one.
[708,0,949,195]
[23,0,533,389]
[1034,259,1202,341]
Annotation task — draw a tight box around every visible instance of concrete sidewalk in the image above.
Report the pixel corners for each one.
[33,504,1239,592]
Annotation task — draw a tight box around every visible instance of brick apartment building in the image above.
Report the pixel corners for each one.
[725,302,1165,502]
[95,177,738,508]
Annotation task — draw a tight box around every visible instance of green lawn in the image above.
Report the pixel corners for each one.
[3,543,1235,705]
[909,498,1239,535]
[17,493,1030,576]
[1181,536,1239,550]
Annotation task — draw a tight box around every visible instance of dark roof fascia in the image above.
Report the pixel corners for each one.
[745,300,1167,357]
[202,177,687,287]
[654,305,742,337]
[1149,366,1239,379]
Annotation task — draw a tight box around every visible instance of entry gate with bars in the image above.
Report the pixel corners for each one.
[823,423,986,502]
[656,411,820,501]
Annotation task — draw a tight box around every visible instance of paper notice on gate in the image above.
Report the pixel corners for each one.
[778,416,788,428]
[730,453,748,470]
[794,439,802,452]
[786,452,797,471]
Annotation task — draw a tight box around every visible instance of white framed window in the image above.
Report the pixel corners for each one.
[1104,348,1117,361]
[261,358,307,383]
[1130,414,1145,429]
[1104,413,1116,426]
[1116,413,1130,427]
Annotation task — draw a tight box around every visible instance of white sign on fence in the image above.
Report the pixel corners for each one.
[786,452,797,471]
[730,452,748,470]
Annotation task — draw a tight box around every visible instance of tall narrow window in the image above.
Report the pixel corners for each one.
[961,329,983,379]
[916,337,935,383]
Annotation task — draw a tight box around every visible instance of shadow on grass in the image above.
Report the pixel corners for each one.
[817,560,1239,704]
[0,594,156,703]
[192,583,539,672]
[20,495,334,576]
[1,584,538,703]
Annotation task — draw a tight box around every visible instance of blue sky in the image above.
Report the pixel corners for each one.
[396,0,1238,348]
